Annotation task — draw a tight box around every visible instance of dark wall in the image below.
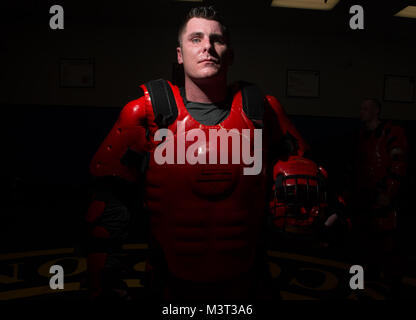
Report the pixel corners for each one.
[1,1,416,119]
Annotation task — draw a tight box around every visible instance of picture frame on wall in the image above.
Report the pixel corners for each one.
[383,74,415,103]
[286,69,320,98]
[59,58,95,88]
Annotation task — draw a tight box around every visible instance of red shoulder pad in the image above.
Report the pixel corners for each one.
[265,95,310,156]
[90,95,150,182]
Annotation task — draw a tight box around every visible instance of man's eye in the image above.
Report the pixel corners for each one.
[191,38,201,43]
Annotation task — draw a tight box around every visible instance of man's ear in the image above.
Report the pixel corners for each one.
[177,46,183,64]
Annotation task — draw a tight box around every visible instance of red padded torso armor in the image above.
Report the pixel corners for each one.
[355,120,407,195]
[142,83,267,282]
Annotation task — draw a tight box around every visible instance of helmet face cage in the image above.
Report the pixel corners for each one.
[272,173,327,231]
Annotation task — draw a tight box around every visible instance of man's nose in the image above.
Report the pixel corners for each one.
[202,37,213,51]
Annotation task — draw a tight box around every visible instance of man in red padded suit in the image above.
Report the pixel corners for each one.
[349,98,408,298]
[84,6,308,301]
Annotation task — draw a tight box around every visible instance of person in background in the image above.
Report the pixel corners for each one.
[349,98,408,298]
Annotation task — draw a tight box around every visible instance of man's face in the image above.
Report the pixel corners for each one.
[359,100,379,122]
[177,17,233,83]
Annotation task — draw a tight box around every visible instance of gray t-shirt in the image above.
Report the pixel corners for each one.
[180,88,232,126]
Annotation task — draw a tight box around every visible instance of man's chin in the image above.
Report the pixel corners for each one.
[191,72,221,83]
[198,69,220,78]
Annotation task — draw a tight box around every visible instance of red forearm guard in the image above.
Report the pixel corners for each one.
[265,95,310,156]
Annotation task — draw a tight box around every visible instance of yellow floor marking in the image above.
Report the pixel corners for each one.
[1,244,416,295]
[134,262,146,272]
[0,244,149,262]
[267,250,350,270]
[122,243,149,250]
[0,279,144,300]
[362,287,385,300]
[0,282,83,300]
[124,279,143,288]
[0,248,74,261]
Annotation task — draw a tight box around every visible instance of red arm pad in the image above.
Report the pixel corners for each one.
[265,95,310,156]
[389,126,408,176]
[385,125,408,198]
[85,198,106,223]
[90,96,149,182]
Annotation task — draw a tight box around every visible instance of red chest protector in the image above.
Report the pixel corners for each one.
[140,80,267,282]
[355,121,407,192]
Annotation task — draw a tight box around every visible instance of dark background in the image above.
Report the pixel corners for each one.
[1,0,415,265]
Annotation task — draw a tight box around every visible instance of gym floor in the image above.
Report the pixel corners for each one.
[1,201,416,301]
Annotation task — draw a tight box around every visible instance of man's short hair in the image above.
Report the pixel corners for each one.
[177,6,230,46]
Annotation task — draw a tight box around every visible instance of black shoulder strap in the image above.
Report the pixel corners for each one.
[240,81,265,121]
[145,79,178,128]
[145,79,265,127]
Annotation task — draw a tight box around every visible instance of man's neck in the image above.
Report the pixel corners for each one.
[364,118,381,131]
[184,76,227,103]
